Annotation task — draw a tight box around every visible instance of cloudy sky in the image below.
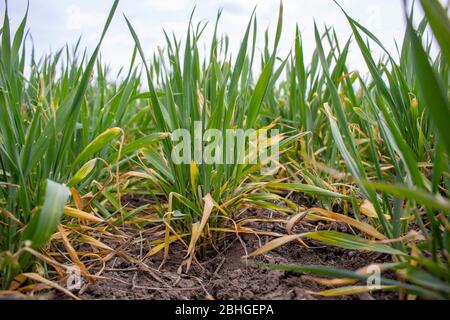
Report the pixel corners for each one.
[2,0,424,75]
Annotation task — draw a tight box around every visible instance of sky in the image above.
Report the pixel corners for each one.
[1,0,427,76]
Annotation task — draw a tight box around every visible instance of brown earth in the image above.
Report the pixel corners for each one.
[74,239,394,300]
[56,206,397,301]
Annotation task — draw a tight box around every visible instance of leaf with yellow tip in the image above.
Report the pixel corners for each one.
[121,171,154,180]
[360,200,377,218]
[72,127,122,168]
[70,188,85,210]
[302,276,357,286]
[247,234,307,257]
[147,235,180,257]
[360,200,391,221]
[190,161,200,196]
[304,208,387,240]
[57,225,91,279]
[67,159,98,187]
[209,227,284,238]
[78,235,114,251]
[64,206,104,223]
[184,194,215,271]
[22,273,80,300]
[309,285,397,297]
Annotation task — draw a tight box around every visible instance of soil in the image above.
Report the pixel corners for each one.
[73,239,395,301]
[52,206,397,301]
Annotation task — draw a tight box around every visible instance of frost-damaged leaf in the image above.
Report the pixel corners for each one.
[163,210,173,258]
[302,276,358,287]
[146,235,184,257]
[209,227,284,238]
[64,206,104,223]
[78,235,114,252]
[184,194,215,271]
[121,171,154,180]
[57,225,91,280]
[22,247,69,275]
[22,273,80,300]
[359,200,378,219]
[309,285,397,297]
[303,208,387,240]
[246,234,307,257]
[190,161,200,196]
